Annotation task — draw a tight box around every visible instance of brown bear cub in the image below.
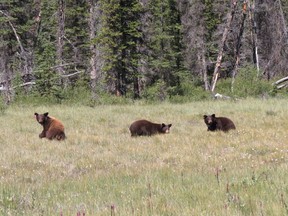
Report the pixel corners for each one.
[35,112,66,140]
[203,114,236,132]
[129,119,172,136]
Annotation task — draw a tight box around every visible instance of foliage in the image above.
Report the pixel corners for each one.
[169,81,211,103]
[213,65,273,98]
[33,68,63,100]
[232,66,272,98]
[146,0,184,88]
[0,0,288,104]
[142,80,168,102]
[97,0,143,95]
[0,97,8,115]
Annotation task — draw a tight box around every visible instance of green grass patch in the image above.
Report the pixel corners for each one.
[0,98,287,215]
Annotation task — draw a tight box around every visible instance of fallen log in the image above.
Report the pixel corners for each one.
[273,76,288,86]
[273,76,288,89]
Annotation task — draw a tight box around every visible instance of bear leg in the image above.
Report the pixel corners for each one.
[39,130,46,138]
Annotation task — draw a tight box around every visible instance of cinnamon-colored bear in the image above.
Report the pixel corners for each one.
[35,112,66,140]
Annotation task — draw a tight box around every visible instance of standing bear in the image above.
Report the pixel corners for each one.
[35,112,66,140]
[129,119,172,136]
[203,114,236,132]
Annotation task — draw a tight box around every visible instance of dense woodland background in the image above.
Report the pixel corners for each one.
[0,0,288,104]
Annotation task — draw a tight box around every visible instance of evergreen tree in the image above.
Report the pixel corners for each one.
[64,0,89,73]
[33,0,59,97]
[146,0,184,97]
[97,0,142,96]
[0,0,41,101]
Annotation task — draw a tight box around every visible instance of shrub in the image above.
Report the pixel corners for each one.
[216,65,272,98]
[142,80,168,102]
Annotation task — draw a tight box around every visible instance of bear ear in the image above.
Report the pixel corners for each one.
[203,115,207,119]
[161,123,165,127]
[212,114,216,118]
[34,113,38,116]
[168,124,172,128]
[44,112,49,116]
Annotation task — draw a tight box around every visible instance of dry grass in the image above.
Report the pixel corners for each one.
[0,98,287,215]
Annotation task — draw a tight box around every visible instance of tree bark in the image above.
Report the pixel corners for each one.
[89,0,103,101]
[56,0,66,87]
[278,0,288,44]
[0,37,13,104]
[231,1,247,92]
[248,0,260,74]
[0,9,36,93]
[210,0,238,93]
[273,76,288,85]
[89,0,97,100]
[201,49,209,91]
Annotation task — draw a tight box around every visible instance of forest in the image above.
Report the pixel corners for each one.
[0,0,288,104]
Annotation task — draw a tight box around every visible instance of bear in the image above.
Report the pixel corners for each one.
[129,119,172,136]
[34,112,66,140]
[203,114,236,132]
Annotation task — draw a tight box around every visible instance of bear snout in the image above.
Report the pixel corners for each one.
[206,119,212,125]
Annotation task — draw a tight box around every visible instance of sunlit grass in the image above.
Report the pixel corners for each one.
[0,98,287,215]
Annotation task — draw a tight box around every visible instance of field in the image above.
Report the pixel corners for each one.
[0,98,287,215]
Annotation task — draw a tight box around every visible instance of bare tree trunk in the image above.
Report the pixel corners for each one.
[248,0,259,74]
[0,9,36,93]
[261,0,288,79]
[273,76,288,86]
[231,1,248,92]
[278,0,288,43]
[197,3,209,91]
[56,0,66,87]
[210,0,238,93]
[197,50,209,91]
[0,38,13,104]
[89,0,101,100]
[201,49,209,91]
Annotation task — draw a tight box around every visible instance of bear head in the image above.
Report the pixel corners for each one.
[161,123,172,133]
[35,112,49,125]
[203,114,216,126]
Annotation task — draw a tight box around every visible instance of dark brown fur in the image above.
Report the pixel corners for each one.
[35,112,66,140]
[203,114,236,132]
[129,119,172,136]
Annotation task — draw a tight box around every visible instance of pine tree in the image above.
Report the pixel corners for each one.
[97,0,142,97]
[0,0,41,102]
[141,0,184,98]
[33,0,59,97]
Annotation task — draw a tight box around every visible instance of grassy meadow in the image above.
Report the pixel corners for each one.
[0,98,287,215]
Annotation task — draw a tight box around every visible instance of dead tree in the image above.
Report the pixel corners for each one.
[198,3,209,91]
[273,76,288,89]
[231,1,248,91]
[248,0,260,73]
[261,0,288,79]
[201,49,209,91]
[0,9,38,93]
[56,0,66,87]
[0,37,13,104]
[89,0,103,101]
[278,0,288,44]
[210,0,238,93]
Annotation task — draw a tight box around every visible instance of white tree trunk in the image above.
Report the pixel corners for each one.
[56,0,66,86]
[210,0,238,93]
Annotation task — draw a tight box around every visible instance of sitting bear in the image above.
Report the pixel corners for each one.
[129,119,172,136]
[203,114,236,132]
[35,112,66,140]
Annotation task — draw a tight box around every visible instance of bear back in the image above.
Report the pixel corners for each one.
[203,114,236,132]
[129,119,172,136]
